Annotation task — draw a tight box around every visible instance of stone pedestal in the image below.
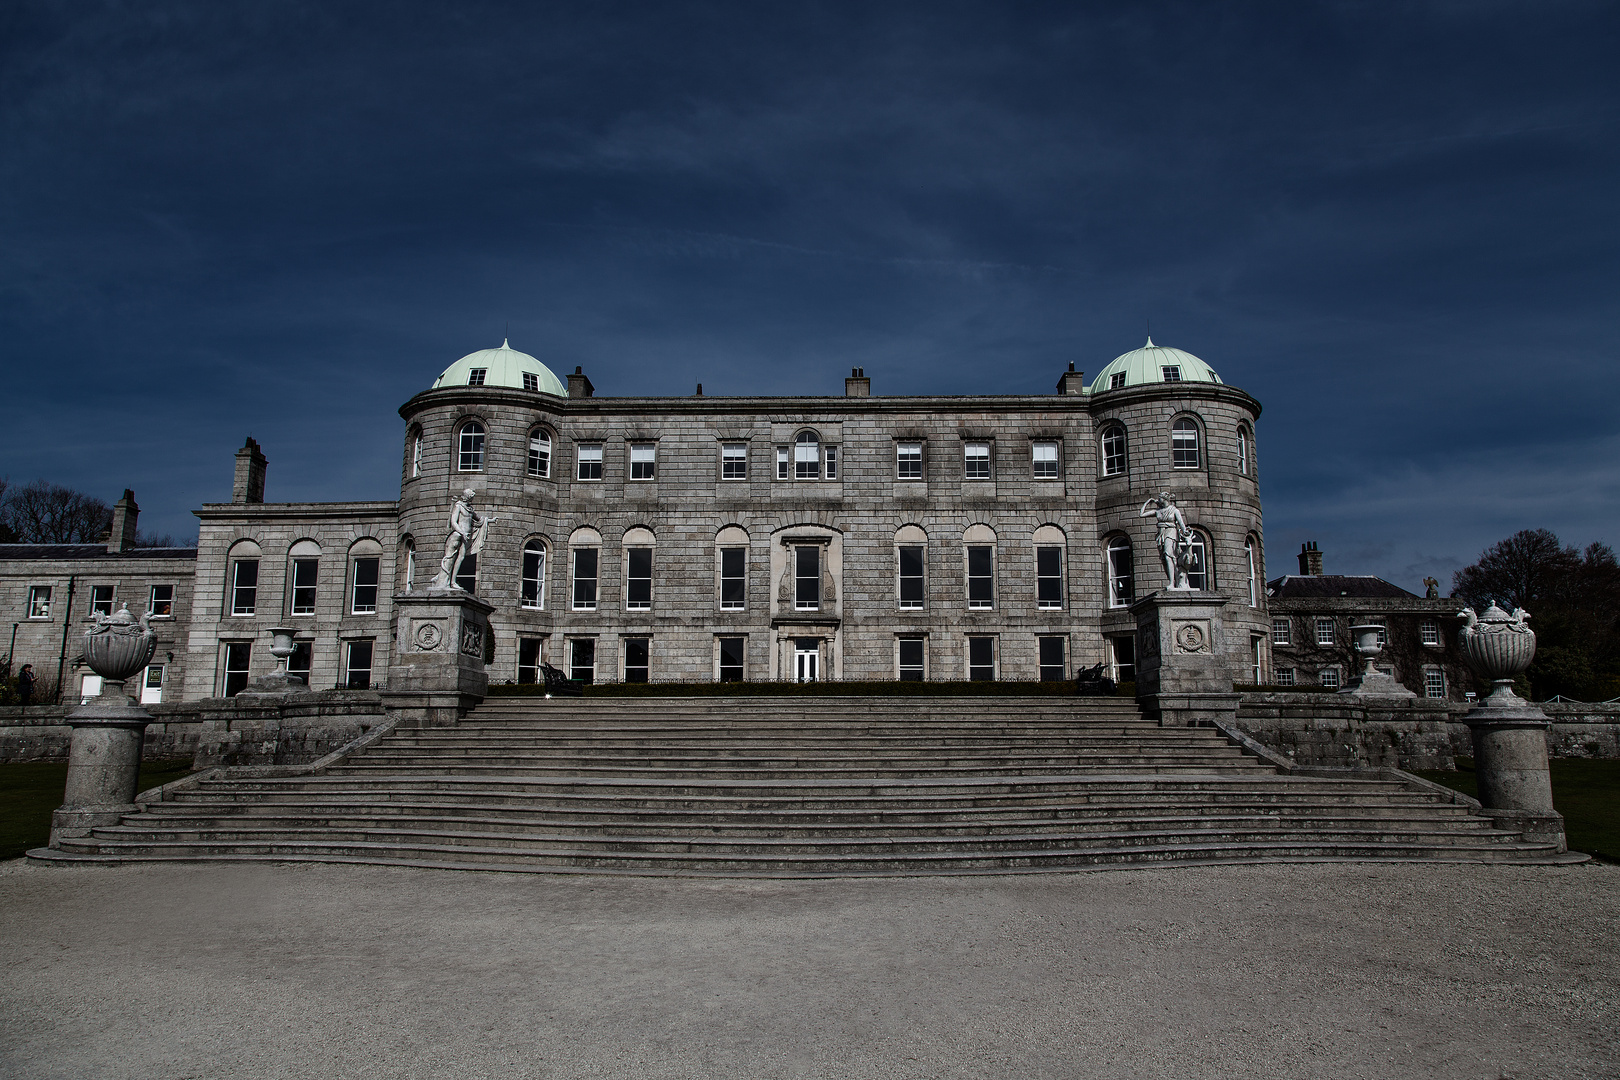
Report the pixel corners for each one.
[49,682,152,845]
[1130,591,1238,728]
[1464,687,1565,850]
[388,589,494,725]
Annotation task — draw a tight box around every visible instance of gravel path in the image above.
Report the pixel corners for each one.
[1,859,1616,1079]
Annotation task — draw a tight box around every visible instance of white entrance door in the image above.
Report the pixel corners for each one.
[140,664,164,705]
[794,640,819,683]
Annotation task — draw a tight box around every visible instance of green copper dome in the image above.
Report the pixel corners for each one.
[432,340,567,396]
[1089,338,1222,393]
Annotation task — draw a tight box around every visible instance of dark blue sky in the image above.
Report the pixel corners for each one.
[2,2,1616,590]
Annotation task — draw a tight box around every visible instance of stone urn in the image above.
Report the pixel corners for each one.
[1459,603,1536,701]
[239,626,307,694]
[1349,623,1384,674]
[1343,622,1413,698]
[82,604,158,694]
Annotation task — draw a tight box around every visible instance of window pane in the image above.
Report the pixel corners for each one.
[577,443,602,480]
[899,637,924,681]
[795,433,819,479]
[28,586,51,618]
[1032,441,1058,478]
[1036,546,1063,608]
[467,368,486,386]
[967,546,993,607]
[1107,541,1133,607]
[964,442,990,479]
[795,546,820,609]
[291,558,318,615]
[626,547,652,608]
[777,446,789,479]
[223,642,252,697]
[346,640,374,689]
[898,546,925,608]
[1271,618,1291,644]
[896,442,922,479]
[968,637,995,681]
[521,547,545,608]
[1172,419,1200,469]
[720,548,745,609]
[570,639,595,683]
[722,443,747,479]
[1421,621,1441,646]
[824,445,837,479]
[459,423,485,471]
[351,557,379,614]
[630,444,656,480]
[1425,671,1446,698]
[528,433,551,478]
[624,638,650,683]
[1319,668,1340,690]
[573,549,598,609]
[517,638,542,684]
[1038,637,1065,682]
[1161,365,1182,382]
[90,585,114,616]
[1101,427,1126,476]
[1316,619,1335,645]
[719,636,745,682]
[455,552,478,594]
[1276,668,1295,686]
[148,584,174,617]
[232,560,259,615]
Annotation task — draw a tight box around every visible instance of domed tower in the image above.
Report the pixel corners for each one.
[398,341,572,673]
[1088,339,1268,685]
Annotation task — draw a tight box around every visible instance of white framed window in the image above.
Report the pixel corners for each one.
[898,545,925,609]
[576,442,603,481]
[1185,532,1209,591]
[1172,418,1200,469]
[350,556,380,614]
[629,443,657,481]
[720,547,746,610]
[570,638,596,684]
[898,637,925,682]
[625,547,653,609]
[520,541,546,610]
[824,445,838,479]
[522,372,539,393]
[1109,371,1127,390]
[517,638,543,684]
[345,639,374,689]
[1107,537,1134,608]
[148,584,174,618]
[1425,670,1446,698]
[571,548,599,610]
[1036,546,1064,609]
[230,559,259,616]
[1108,635,1135,682]
[794,432,820,480]
[794,545,821,611]
[1100,425,1126,477]
[1275,667,1295,686]
[896,441,922,480]
[1161,365,1182,382]
[967,636,996,681]
[776,446,789,480]
[527,431,552,478]
[466,368,487,387]
[1319,667,1340,690]
[222,641,252,697]
[458,422,486,471]
[963,441,991,480]
[90,585,115,617]
[1038,636,1066,682]
[1237,426,1251,475]
[966,545,994,609]
[1032,440,1059,479]
[1246,537,1258,607]
[1315,618,1335,645]
[1251,635,1264,684]
[411,432,422,478]
[721,442,748,480]
[291,558,319,615]
[403,540,415,593]
[624,638,650,683]
[27,585,52,619]
[1272,618,1291,645]
[718,636,745,682]
[1421,620,1441,647]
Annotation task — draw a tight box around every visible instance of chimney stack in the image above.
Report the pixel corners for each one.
[233,437,267,504]
[1297,541,1323,576]
[1055,361,1086,395]
[106,489,139,553]
[567,366,595,399]
[845,367,871,397]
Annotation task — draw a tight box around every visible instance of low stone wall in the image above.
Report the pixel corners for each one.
[1234,693,1620,770]
[0,691,391,768]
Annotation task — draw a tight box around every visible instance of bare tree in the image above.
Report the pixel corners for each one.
[1451,528,1579,611]
[2,481,113,544]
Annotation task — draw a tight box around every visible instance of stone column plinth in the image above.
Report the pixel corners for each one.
[50,683,152,845]
[1130,591,1238,728]
[388,588,494,726]
[1464,690,1565,850]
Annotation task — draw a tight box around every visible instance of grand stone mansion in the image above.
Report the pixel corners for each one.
[3,339,1275,698]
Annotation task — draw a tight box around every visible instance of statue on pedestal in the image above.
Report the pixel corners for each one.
[431,488,495,590]
[1140,493,1197,590]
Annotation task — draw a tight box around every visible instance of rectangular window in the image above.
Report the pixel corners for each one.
[289,642,311,680]
[1425,670,1446,699]
[776,446,789,480]
[528,432,552,478]
[576,443,603,481]
[898,637,925,682]
[963,441,991,479]
[1109,372,1126,390]
[718,636,745,682]
[1421,620,1441,646]
[1038,636,1066,682]
[966,545,994,609]
[570,639,596,683]
[968,636,995,681]
[517,638,542,684]
[898,546,925,609]
[1319,668,1340,690]
[1036,547,1063,609]
[824,445,837,479]
[896,442,922,480]
[459,426,485,472]
[625,547,652,610]
[412,435,422,478]
[291,558,318,615]
[1275,667,1295,686]
[1032,441,1059,479]
[1101,427,1126,476]
[88,585,114,617]
[571,549,598,610]
[231,559,259,616]
[1271,618,1291,645]
[1108,543,1133,608]
[1315,618,1335,645]
[350,557,380,614]
[1252,635,1264,684]
[522,372,539,393]
[1161,365,1182,382]
[795,546,821,611]
[223,641,252,697]
[795,439,819,480]
[720,548,746,610]
[1109,635,1135,683]
[629,443,656,480]
[624,638,650,683]
[521,547,545,609]
[467,367,487,386]
[148,584,174,618]
[455,553,477,594]
[1172,424,1200,469]
[345,640,374,690]
[721,442,748,480]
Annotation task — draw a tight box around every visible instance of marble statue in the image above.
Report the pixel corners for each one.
[1140,493,1196,591]
[432,488,495,590]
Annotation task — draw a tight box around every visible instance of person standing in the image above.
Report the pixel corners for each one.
[17,664,36,706]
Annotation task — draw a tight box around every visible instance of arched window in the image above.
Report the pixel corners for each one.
[407,427,423,479]
[1172,417,1201,469]
[963,524,997,610]
[521,539,547,609]
[1185,530,1211,591]
[1100,424,1126,477]
[795,431,820,480]
[896,524,928,611]
[401,535,415,593]
[527,428,553,479]
[1033,525,1066,610]
[1106,536,1134,608]
[348,538,383,614]
[288,539,322,615]
[716,525,750,611]
[458,421,486,472]
[622,526,655,610]
[570,527,603,611]
[1245,536,1258,606]
[1236,425,1251,476]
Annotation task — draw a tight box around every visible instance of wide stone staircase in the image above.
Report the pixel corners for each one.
[38,695,1582,874]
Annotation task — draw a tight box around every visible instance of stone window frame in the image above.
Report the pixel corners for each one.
[720,441,749,481]
[456,419,487,473]
[966,634,998,681]
[895,524,928,612]
[716,525,750,612]
[896,633,928,682]
[895,439,925,481]
[27,584,52,619]
[570,528,602,611]
[964,524,998,611]
[716,635,746,682]
[1031,439,1061,480]
[962,438,993,481]
[288,538,322,617]
[575,441,604,482]
[1171,414,1203,470]
[1105,534,1134,609]
[628,442,658,482]
[526,425,555,480]
[1033,524,1067,611]
[622,636,651,683]
[1099,423,1127,478]
[789,429,832,481]
[1037,635,1068,682]
[794,543,823,611]
[348,539,383,615]
[520,537,548,610]
[227,540,262,617]
[1236,422,1254,477]
[622,526,655,611]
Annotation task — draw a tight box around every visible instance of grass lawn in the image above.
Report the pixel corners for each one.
[0,759,197,861]
[1411,757,1620,862]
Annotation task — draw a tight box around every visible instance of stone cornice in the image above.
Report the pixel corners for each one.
[194,502,399,521]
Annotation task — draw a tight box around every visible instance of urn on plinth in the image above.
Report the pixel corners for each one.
[239,626,307,695]
[1343,623,1415,699]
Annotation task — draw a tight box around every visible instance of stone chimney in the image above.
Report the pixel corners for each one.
[568,366,595,399]
[233,437,267,504]
[106,490,139,553]
[845,367,871,397]
[1297,541,1323,576]
[1055,362,1086,395]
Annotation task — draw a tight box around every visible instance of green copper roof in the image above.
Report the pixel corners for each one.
[432,340,568,396]
[1089,338,1222,393]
